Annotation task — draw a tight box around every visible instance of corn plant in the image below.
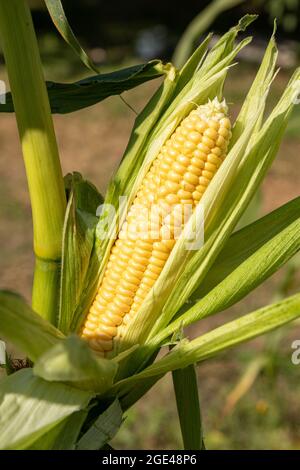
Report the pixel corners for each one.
[0,1,300,450]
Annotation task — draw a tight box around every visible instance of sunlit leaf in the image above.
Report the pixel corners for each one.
[0,369,93,450]
[116,293,300,388]
[0,291,64,362]
[28,410,88,450]
[118,25,255,357]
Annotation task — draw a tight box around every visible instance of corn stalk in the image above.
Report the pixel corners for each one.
[0,0,66,323]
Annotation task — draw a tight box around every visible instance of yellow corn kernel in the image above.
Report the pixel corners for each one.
[81,98,232,355]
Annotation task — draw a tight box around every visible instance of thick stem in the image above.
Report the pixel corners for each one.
[0,0,66,323]
[32,258,61,325]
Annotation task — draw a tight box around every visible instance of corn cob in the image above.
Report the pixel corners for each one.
[81,97,231,355]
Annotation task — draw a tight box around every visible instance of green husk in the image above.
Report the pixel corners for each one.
[172,0,247,68]
[2,12,300,451]
[108,22,254,356]
[58,174,103,334]
[44,0,98,73]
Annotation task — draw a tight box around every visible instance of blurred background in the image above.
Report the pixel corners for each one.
[0,0,300,449]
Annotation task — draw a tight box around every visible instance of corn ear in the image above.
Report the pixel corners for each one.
[70,18,253,335]
[81,99,232,355]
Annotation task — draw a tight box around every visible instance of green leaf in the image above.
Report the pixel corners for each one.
[235,187,262,229]
[0,61,168,114]
[58,173,103,334]
[172,0,247,68]
[0,368,93,450]
[116,294,300,387]
[172,364,203,450]
[193,197,300,300]
[76,399,123,450]
[119,375,163,411]
[28,410,88,450]
[34,335,117,394]
[0,291,64,362]
[44,0,98,73]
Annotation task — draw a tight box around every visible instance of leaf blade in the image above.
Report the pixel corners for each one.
[44,0,98,73]
[172,364,203,450]
[116,293,300,388]
[0,291,64,362]
[0,368,93,450]
[151,197,300,345]
[0,61,168,114]
[76,399,123,450]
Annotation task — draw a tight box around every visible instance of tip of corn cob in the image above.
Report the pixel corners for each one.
[194,97,228,122]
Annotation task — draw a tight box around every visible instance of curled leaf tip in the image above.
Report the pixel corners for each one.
[235,14,258,32]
